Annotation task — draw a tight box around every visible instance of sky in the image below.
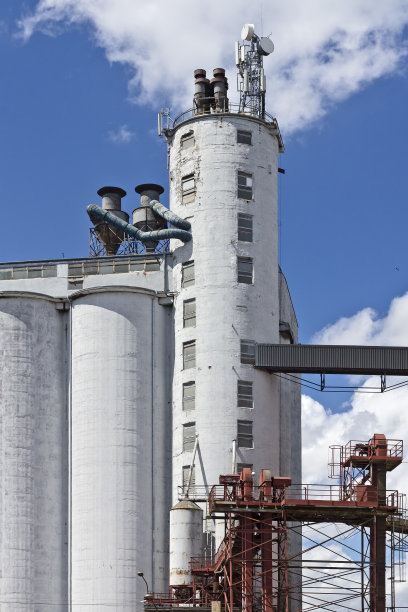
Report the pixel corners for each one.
[1,0,408,602]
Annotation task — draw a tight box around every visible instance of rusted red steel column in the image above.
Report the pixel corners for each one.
[240,468,254,612]
[369,434,387,612]
[259,470,274,612]
[241,514,253,612]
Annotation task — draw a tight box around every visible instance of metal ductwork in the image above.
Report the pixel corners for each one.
[94,186,129,255]
[87,199,192,246]
[133,184,168,252]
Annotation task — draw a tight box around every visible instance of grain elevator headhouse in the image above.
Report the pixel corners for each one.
[162,22,300,567]
[0,23,301,612]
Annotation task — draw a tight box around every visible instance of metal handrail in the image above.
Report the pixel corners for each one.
[170,102,279,130]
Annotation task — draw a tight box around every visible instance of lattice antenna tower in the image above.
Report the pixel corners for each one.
[236,24,274,119]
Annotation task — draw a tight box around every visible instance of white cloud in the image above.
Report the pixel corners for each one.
[302,289,408,607]
[107,124,134,144]
[312,291,408,346]
[17,0,408,134]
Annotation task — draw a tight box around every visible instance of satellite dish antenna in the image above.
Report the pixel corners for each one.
[241,23,255,41]
[257,37,274,56]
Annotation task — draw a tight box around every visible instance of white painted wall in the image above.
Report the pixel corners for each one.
[0,295,68,611]
[169,115,286,507]
[70,287,171,611]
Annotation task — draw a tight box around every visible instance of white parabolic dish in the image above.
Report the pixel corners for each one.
[241,23,255,41]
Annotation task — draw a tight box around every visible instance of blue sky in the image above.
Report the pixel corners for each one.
[1,2,408,459]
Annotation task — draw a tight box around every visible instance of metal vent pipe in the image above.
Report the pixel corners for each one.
[93,186,129,255]
[194,68,210,114]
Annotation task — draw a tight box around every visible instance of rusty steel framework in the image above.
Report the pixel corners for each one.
[89,227,170,257]
[145,434,408,612]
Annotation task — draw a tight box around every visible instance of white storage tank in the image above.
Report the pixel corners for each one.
[70,287,171,611]
[169,500,203,587]
[0,293,68,610]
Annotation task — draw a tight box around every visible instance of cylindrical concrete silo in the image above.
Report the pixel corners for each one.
[0,293,68,611]
[167,103,299,541]
[70,287,171,612]
[169,500,203,588]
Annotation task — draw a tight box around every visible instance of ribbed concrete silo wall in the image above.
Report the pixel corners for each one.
[70,287,171,611]
[0,294,68,611]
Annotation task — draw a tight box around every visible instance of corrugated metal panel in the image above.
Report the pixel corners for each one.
[255,344,408,375]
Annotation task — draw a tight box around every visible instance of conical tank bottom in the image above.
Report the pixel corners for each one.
[94,222,124,256]
[93,210,129,255]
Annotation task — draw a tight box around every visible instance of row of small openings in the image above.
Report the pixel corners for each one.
[181,170,253,203]
[0,265,57,280]
[183,420,253,451]
[182,379,253,412]
[180,128,252,151]
[180,127,253,203]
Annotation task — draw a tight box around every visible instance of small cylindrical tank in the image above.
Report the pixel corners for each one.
[94,186,129,255]
[169,500,203,587]
[133,183,167,252]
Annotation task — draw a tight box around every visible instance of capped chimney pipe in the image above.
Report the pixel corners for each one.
[211,68,228,113]
[97,186,126,211]
[133,184,167,252]
[194,69,211,115]
[93,186,129,255]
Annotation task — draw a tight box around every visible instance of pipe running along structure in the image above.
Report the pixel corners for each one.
[87,201,192,244]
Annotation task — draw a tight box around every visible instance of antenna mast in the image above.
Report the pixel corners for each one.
[236,24,274,120]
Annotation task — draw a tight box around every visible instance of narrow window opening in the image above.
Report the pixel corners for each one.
[237,130,252,145]
[240,340,255,364]
[183,298,196,328]
[237,420,253,448]
[182,261,195,288]
[183,381,196,411]
[183,340,196,369]
[237,380,253,408]
[238,213,253,242]
[181,130,195,150]
[182,465,196,495]
[237,256,253,284]
[238,170,253,199]
[183,422,196,451]
[182,173,196,203]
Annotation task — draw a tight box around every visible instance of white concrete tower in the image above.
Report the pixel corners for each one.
[167,26,300,547]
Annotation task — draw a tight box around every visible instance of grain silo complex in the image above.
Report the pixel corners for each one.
[1,23,406,612]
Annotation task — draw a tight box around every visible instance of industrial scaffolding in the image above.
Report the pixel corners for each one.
[145,434,408,611]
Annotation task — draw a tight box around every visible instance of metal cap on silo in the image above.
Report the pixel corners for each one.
[97,186,127,211]
[194,68,207,79]
[213,68,225,78]
[94,186,129,255]
[133,183,166,252]
[134,183,164,206]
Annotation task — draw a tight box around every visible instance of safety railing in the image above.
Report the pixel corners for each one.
[145,591,219,608]
[170,102,280,130]
[208,483,402,510]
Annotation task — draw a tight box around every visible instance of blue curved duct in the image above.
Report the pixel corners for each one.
[87,204,192,243]
[147,200,191,231]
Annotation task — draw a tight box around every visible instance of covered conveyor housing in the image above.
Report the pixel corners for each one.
[255,344,408,376]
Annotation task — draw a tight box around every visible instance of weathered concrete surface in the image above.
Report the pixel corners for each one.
[71,288,171,611]
[0,296,68,611]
